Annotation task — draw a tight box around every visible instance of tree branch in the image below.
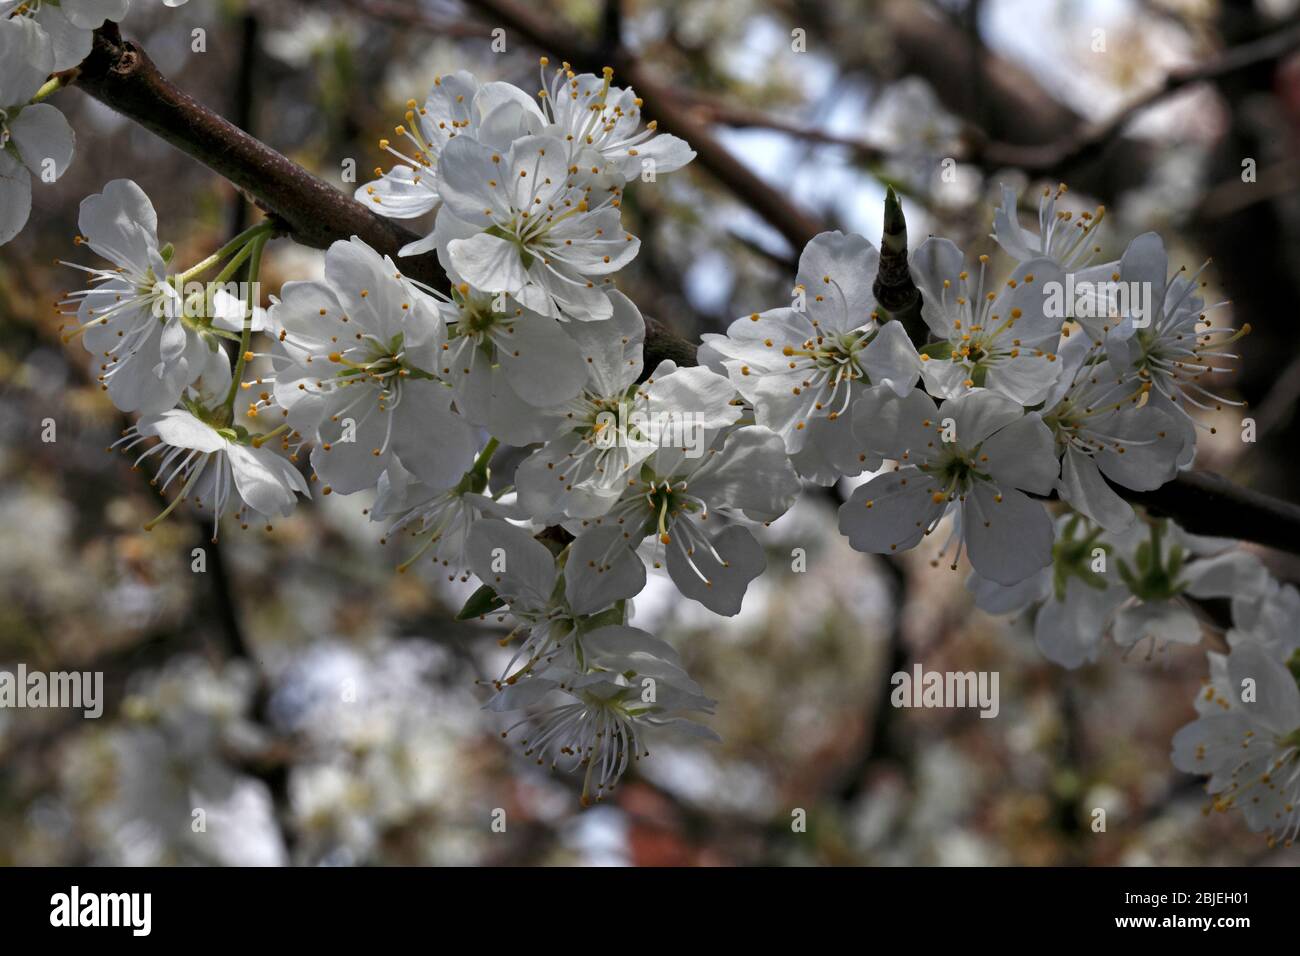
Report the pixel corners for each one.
[72,23,446,289]
[973,19,1300,175]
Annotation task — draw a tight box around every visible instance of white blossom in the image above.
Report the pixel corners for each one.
[114,347,309,538]
[432,132,637,320]
[1172,640,1300,847]
[840,388,1059,585]
[572,425,800,615]
[909,238,1067,405]
[1040,332,1187,533]
[371,456,522,579]
[535,61,695,176]
[262,236,478,494]
[0,17,74,245]
[516,309,741,521]
[1110,524,1270,653]
[992,182,1107,272]
[422,271,588,446]
[61,179,214,412]
[700,230,920,484]
[355,71,545,225]
[487,624,716,806]
[465,518,645,684]
[1081,232,1249,467]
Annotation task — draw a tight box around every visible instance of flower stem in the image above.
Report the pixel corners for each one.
[177,221,274,283]
[473,437,501,473]
[222,232,269,412]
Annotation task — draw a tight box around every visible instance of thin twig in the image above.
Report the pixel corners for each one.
[974,19,1300,174]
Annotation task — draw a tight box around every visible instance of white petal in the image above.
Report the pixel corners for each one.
[447,232,528,295]
[226,443,308,518]
[1112,601,1201,648]
[966,566,1050,615]
[1034,575,1124,669]
[980,412,1058,495]
[1183,551,1270,601]
[1171,711,1251,776]
[943,389,1023,449]
[565,526,647,615]
[466,518,557,611]
[435,135,512,225]
[33,5,92,73]
[308,407,391,493]
[984,350,1064,405]
[495,313,587,406]
[1057,448,1134,533]
[665,523,765,616]
[851,384,940,461]
[794,411,880,484]
[642,363,741,434]
[1226,641,1300,733]
[909,236,965,338]
[1117,232,1167,327]
[77,179,160,274]
[794,230,878,334]
[60,0,130,29]
[194,341,232,408]
[323,237,407,340]
[689,426,800,521]
[861,320,920,395]
[564,289,643,393]
[485,677,559,712]
[963,484,1054,585]
[138,409,225,453]
[0,16,53,105]
[0,151,32,246]
[355,165,438,219]
[838,467,946,555]
[991,184,1037,261]
[11,103,77,181]
[389,385,479,489]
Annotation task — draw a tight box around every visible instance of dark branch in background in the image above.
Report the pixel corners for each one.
[457,0,824,251]
[1123,471,1300,554]
[201,10,260,669]
[64,20,1300,559]
[973,18,1300,175]
[224,11,260,237]
[339,0,495,39]
[214,10,299,854]
[598,0,623,61]
[673,91,889,164]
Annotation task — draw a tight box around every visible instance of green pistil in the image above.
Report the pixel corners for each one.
[485,223,537,269]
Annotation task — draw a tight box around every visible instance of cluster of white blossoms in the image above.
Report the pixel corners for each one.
[49,49,1294,825]
[0,0,189,245]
